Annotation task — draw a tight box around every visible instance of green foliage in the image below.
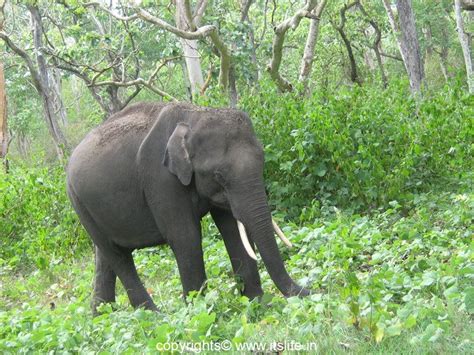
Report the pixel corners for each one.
[0,182,472,352]
[239,79,473,216]
[1,1,473,351]
[0,164,91,271]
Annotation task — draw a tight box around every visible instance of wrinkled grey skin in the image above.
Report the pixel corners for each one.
[66,102,310,313]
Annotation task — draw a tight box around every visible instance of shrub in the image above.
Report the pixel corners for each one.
[238,79,473,216]
[0,164,91,271]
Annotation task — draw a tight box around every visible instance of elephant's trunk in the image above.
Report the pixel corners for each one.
[229,179,310,297]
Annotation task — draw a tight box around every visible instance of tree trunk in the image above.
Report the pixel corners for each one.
[334,2,361,85]
[51,67,67,126]
[461,0,474,10]
[454,0,473,94]
[17,133,30,158]
[267,0,319,92]
[374,44,388,88]
[299,0,327,93]
[70,75,82,113]
[383,0,424,94]
[396,0,424,94]
[241,0,259,80]
[0,61,8,171]
[438,25,450,82]
[439,47,450,82]
[359,3,387,88]
[424,23,433,64]
[180,59,193,101]
[176,0,204,95]
[229,64,238,108]
[29,5,68,159]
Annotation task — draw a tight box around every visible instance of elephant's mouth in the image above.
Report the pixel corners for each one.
[209,191,230,210]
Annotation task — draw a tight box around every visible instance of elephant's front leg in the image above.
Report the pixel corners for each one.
[210,208,263,299]
[159,214,207,297]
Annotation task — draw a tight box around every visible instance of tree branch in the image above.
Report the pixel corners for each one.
[267,0,319,91]
[136,8,216,40]
[193,0,209,26]
[0,31,42,92]
[84,2,138,21]
[380,51,403,61]
[332,1,361,85]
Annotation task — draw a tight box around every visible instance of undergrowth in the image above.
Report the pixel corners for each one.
[1,81,473,352]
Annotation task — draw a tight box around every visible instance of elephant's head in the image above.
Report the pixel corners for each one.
[163,107,310,297]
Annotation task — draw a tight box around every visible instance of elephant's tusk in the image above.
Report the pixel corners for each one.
[236,220,258,261]
[272,218,293,248]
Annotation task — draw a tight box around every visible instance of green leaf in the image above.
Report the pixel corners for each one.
[404,315,417,329]
[386,323,402,337]
[315,162,327,177]
[464,287,474,314]
[374,326,384,343]
[153,324,172,343]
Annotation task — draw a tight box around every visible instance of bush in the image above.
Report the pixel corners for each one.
[0,164,92,271]
[238,79,473,216]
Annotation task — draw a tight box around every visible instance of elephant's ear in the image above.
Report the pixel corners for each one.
[163,123,193,185]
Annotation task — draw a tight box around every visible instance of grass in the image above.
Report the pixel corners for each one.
[1,179,472,353]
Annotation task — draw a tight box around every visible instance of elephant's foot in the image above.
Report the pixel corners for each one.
[286,284,312,297]
[91,300,117,317]
[136,296,159,312]
[242,286,264,300]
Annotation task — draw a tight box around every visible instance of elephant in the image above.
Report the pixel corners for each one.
[66,102,310,313]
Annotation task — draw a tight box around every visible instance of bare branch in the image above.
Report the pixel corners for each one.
[267,0,319,91]
[0,31,42,91]
[136,8,216,40]
[89,56,180,101]
[84,2,138,21]
[299,0,327,87]
[332,1,362,85]
[183,0,195,30]
[241,0,253,22]
[193,0,209,26]
[209,31,231,89]
[86,2,230,89]
[200,65,213,95]
[380,51,403,61]
[358,2,387,88]
[91,77,177,101]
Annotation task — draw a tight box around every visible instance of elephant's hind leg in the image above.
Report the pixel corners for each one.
[94,242,158,312]
[92,245,117,315]
[68,190,157,313]
[101,246,158,312]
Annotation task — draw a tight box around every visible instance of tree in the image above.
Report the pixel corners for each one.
[359,3,388,88]
[0,4,68,160]
[332,1,362,85]
[299,0,327,92]
[267,0,320,92]
[176,0,205,95]
[0,0,8,170]
[454,0,473,93]
[48,2,178,117]
[383,0,424,94]
[0,61,7,171]
[88,2,231,92]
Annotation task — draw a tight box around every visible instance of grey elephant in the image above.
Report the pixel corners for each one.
[66,102,310,313]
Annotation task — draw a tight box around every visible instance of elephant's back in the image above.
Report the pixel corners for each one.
[96,102,167,146]
[66,102,167,198]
